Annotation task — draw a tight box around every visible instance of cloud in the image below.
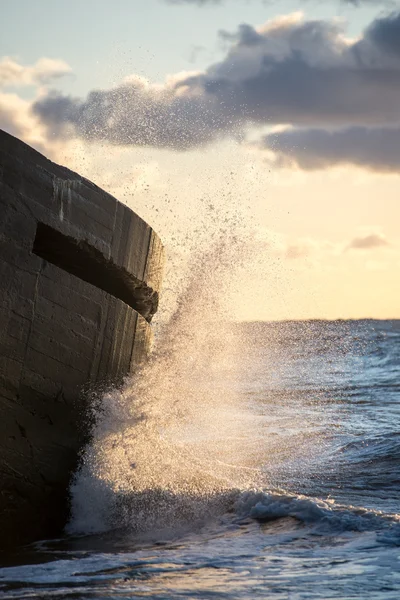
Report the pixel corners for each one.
[0,92,53,155]
[253,227,342,265]
[0,57,72,89]
[366,10,400,56]
[31,11,400,151]
[164,0,389,5]
[33,75,241,150]
[183,12,400,126]
[280,232,392,263]
[285,242,312,260]
[258,125,400,172]
[165,0,222,4]
[0,93,26,138]
[347,232,390,250]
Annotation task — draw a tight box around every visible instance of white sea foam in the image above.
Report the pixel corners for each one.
[236,489,400,536]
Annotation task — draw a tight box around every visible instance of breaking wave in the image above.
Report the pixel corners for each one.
[236,490,400,542]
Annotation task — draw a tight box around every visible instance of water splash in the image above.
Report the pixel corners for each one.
[67,232,264,536]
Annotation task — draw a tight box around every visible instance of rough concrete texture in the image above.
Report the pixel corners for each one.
[0,129,164,549]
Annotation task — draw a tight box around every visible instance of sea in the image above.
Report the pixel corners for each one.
[0,318,399,599]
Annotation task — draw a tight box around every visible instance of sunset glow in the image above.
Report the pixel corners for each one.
[2,0,399,320]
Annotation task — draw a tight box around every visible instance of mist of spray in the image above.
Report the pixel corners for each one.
[67,223,268,536]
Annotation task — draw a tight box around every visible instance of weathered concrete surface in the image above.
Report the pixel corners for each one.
[0,129,164,548]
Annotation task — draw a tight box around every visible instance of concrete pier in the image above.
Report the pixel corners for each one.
[0,130,164,548]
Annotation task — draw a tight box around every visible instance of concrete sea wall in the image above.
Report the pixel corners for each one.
[0,129,164,548]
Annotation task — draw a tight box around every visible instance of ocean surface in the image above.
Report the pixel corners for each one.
[1,319,399,599]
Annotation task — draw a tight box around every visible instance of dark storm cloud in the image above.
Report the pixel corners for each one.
[182,12,400,126]
[259,126,400,171]
[366,11,400,56]
[33,11,400,151]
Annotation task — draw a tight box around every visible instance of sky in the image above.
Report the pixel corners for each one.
[1,0,400,321]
